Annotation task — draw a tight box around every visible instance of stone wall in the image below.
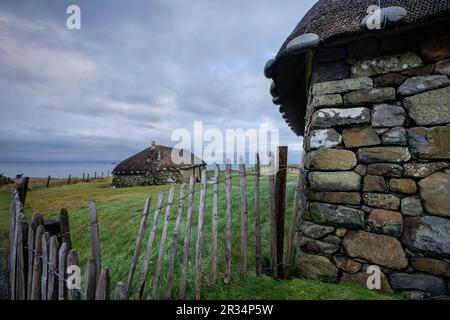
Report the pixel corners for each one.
[298,29,450,298]
[112,168,201,188]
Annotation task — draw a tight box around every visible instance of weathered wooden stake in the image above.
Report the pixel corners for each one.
[27,225,35,300]
[179,176,195,300]
[15,214,26,300]
[89,200,102,282]
[41,232,50,300]
[275,146,287,278]
[84,258,97,300]
[82,173,85,181]
[164,183,186,299]
[67,249,81,300]
[194,169,207,300]
[239,157,248,278]
[59,208,72,250]
[136,192,164,300]
[47,236,59,300]
[95,267,110,300]
[114,281,127,300]
[210,165,220,284]
[254,153,262,276]
[58,242,68,300]
[31,225,45,300]
[224,160,233,285]
[149,186,175,299]
[126,197,151,297]
[68,174,71,185]
[46,176,51,188]
[268,152,278,278]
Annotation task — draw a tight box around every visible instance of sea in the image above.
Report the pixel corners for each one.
[0,162,118,178]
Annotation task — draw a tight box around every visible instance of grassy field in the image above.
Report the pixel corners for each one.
[0,176,401,300]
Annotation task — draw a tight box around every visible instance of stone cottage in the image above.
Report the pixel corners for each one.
[265,0,450,298]
[112,142,205,188]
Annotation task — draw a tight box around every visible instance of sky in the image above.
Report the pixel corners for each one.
[0,0,317,164]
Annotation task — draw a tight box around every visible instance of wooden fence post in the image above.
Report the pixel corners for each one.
[94,172,97,180]
[268,152,278,278]
[101,172,104,180]
[27,225,35,299]
[194,169,207,300]
[47,235,59,300]
[31,225,45,300]
[179,176,195,299]
[68,175,71,185]
[136,192,164,300]
[41,232,50,300]
[164,183,186,299]
[95,267,110,300]
[67,249,81,300]
[31,213,44,232]
[87,174,90,182]
[224,160,232,285]
[286,157,305,270]
[114,281,127,300]
[84,258,97,300]
[15,214,26,300]
[210,165,219,284]
[58,242,68,300]
[239,157,248,278]
[254,153,262,276]
[46,176,51,188]
[89,200,101,282]
[149,186,175,300]
[126,196,151,297]
[275,146,287,278]
[82,173,85,182]
[59,208,72,250]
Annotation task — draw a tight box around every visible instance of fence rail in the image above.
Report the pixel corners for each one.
[7,147,305,300]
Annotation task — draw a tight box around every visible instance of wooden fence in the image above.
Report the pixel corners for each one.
[7,147,305,300]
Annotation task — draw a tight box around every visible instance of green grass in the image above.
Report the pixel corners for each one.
[0,176,401,300]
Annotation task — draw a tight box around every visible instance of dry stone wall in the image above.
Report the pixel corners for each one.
[299,32,450,298]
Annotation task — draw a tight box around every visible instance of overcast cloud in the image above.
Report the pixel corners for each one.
[0,0,317,163]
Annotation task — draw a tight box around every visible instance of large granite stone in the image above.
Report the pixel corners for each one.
[390,273,448,294]
[401,196,423,217]
[309,172,361,191]
[309,202,365,229]
[342,127,381,148]
[374,73,407,87]
[435,59,450,76]
[342,231,408,269]
[367,163,403,177]
[312,60,350,84]
[357,147,411,163]
[381,127,407,146]
[388,178,417,194]
[418,172,450,217]
[311,107,371,128]
[311,94,343,109]
[296,252,339,282]
[351,52,423,77]
[308,129,342,150]
[408,125,450,159]
[402,216,450,258]
[343,87,396,105]
[363,193,400,210]
[404,162,449,178]
[411,258,450,278]
[299,235,339,255]
[306,191,361,206]
[305,149,357,171]
[368,209,403,237]
[363,175,388,193]
[299,221,334,239]
[312,77,373,95]
[403,87,450,125]
[371,104,406,128]
[398,75,450,97]
[332,256,362,274]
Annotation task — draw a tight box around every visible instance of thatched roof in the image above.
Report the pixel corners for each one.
[112,145,205,174]
[268,0,450,136]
